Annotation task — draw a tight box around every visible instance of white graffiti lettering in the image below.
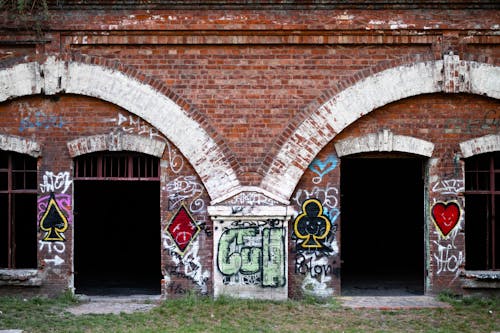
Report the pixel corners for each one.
[292,184,339,211]
[116,112,165,141]
[165,141,184,174]
[38,240,66,254]
[40,171,72,194]
[432,179,464,195]
[433,242,464,274]
[166,176,206,213]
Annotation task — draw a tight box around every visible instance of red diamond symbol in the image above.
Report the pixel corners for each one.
[166,205,200,254]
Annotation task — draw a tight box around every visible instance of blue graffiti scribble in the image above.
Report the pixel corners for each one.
[19,111,65,132]
[323,207,340,224]
[308,154,338,184]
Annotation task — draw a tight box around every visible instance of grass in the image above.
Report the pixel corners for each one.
[0,292,498,332]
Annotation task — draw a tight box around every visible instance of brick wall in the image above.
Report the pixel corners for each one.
[0,5,498,298]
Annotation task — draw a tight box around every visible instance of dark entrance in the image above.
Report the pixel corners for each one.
[73,153,161,295]
[340,155,425,296]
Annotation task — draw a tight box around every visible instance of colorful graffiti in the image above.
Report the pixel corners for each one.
[19,110,65,132]
[308,154,338,184]
[216,221,286,288]
[165,205,201,255]
[294,199,332,250]
[292,184,340,223]
[431,201,461,238]
[39,193,69,242]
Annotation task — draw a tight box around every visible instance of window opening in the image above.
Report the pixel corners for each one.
[465,152,499,270]
[74,152,159,181]
[0,151,37,268]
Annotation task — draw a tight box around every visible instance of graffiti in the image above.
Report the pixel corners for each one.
[40,171,72,194]
[166,176,206,213]
[444,109,500,134]
[39,193,69,242]
[292,184,340,223]
[38,194,72,225]
[165,141,184,174]
[431,201,461,238]
[163,233,210,294]
[294,199,331,250]
[434,242,464,274]
[165,205,201,255]
[225,192,278,206]
[432,179,464,195]
[38,240,66,254]
[308,154,338,184]
[115,112,165,141]
[19,110,65,132]
[294,253,335,278]
[217,225,285,288]
[297,252,335,297]
[44,255,64,266]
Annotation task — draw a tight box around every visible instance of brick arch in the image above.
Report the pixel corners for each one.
[0,134,41,157]
[460,134,500,158]
[261,57,500,201]
[0,55,240,199]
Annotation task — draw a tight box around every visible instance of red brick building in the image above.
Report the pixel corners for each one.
[0,1,498,299]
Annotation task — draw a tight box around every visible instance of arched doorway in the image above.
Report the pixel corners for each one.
[340,154,426,295]
[73,152,162,295]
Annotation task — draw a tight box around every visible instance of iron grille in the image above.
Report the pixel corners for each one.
[74,152,159,181]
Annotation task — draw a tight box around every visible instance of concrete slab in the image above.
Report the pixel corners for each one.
[339,296,452,310]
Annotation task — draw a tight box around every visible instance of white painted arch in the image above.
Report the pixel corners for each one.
[261,57,500,201]
[460,134,500,158]
[0,57,240,200]
[334,130,435,157]
[0,134,41,157]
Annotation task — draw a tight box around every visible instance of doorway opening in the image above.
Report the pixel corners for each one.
[340,155,425,296]
[73,153,161,296]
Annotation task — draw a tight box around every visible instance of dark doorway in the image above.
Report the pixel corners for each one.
[74,180,161,295]
[340,156,425,296]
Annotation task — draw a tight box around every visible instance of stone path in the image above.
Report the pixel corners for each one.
[66,295,161,315]
[339,296,452,310]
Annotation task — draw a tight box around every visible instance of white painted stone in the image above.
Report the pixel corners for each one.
[335,130,434,157]
[0,134,41,157]
[460,134,500,158]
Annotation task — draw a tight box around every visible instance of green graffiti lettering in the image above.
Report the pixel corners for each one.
[217,228,258,276]
[262,228,285,287]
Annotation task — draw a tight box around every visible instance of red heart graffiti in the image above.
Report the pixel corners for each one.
[431,201,461,237]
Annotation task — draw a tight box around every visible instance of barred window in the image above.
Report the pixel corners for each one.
[0,151,38,268]
[465,152,499,270]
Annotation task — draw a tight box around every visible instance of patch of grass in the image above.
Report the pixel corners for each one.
[0,293,498,332]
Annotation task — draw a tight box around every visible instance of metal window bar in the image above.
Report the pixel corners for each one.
[74,152,159,181]
[465,153,498,270]
[0,152,37,268]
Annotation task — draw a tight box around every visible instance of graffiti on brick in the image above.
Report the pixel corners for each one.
[19,108,65,132]
[113,112,166,141]
[166,176,206,213]
[292,184,340,223]
[165,204,201,256]
[431,201,461,238]
[308,154,338,184]
[294,199,332,251]
[163,235,210,295]
[431,179,464,195]
[40,171,72,194]
[217,224,286,288]
[39,193,69,242]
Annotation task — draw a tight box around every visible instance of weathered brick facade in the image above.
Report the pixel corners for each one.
[0,1,498,299]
